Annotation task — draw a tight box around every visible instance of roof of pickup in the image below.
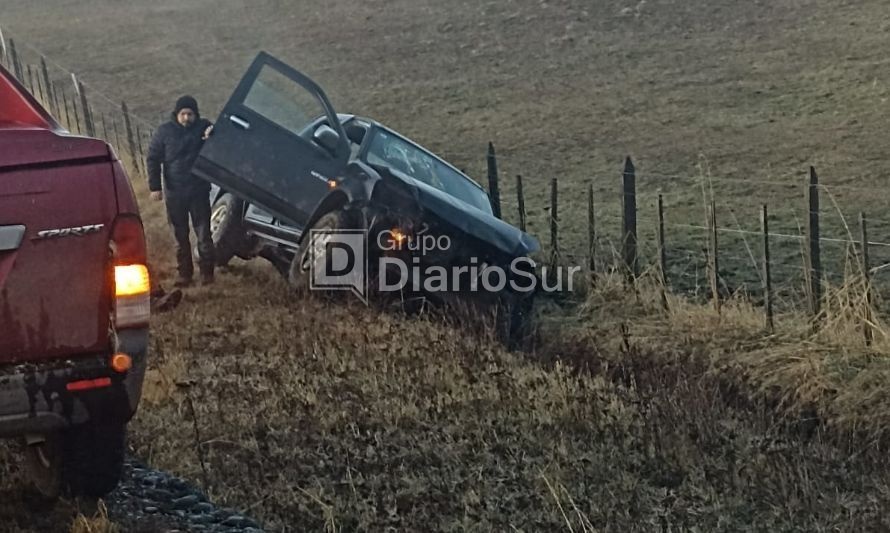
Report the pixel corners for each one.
[0,64,59,131]
[0,65,109,169]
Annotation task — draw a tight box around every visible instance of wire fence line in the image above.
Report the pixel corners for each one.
[7,33,159,131]
[667,223,890,249]
[491,157,890,331]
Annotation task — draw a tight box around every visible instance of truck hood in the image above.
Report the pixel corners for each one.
[377,166,540,258]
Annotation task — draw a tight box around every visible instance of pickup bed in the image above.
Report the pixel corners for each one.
[0,65,149,497]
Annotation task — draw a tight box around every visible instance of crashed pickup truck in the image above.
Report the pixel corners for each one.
[193,52,540,342]
[0,65,149,497]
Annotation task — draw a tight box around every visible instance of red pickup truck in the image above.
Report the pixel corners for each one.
[0,65,149,498]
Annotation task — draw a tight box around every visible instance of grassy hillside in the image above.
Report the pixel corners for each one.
[5,1,890,531]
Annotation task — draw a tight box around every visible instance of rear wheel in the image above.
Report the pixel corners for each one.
[61,422,127,498]
[497,290,536,351]
[24,435,62,500]
[24,422,127,499]
[205,193,253,266]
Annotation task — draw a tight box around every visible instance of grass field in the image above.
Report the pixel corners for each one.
[5,0,890,530]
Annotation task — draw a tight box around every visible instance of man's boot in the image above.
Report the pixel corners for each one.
[151,285,183,313]
[200,266,214,286]
[174,249,194,288]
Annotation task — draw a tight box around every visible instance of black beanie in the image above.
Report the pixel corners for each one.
[173,95,199,116]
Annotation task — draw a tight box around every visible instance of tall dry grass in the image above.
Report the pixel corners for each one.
[555,255,890,450]
[69,503,117,533]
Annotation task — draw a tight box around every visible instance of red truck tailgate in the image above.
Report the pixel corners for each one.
[0,129,116,364]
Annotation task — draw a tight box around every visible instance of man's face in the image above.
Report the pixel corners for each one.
[177,108,196,127]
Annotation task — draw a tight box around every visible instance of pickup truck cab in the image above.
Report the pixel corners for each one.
[0,65,150,497]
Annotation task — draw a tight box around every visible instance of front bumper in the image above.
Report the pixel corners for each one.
[0,328,148,437]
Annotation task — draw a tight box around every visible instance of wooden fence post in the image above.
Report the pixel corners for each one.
[708,199,720,312]
[761,205,774,332]
[33,69,43,103]
[30,65,45,103]
[136,125,147,177]
[657,192,668,311]
[622,157,638,281]
[588,182,596,276]
[61,89,72,131]
[549,177,559,279]
[805,166,822,319]
[71,92,81,134]
[112,116,122,154]
[516,174,526,232]
[860,212,873,346]
[121,101,139,172]
[75,79,95,137]
[50,81,61,120]
[8,39,23,81]
[34,65,46,106]
[486,142,502,219]
[26,64,34,94]
[100,112,109,141]
[40,56,54,113]
[0,25,7,70]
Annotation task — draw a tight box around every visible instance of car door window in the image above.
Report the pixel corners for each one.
[243,66,327,137]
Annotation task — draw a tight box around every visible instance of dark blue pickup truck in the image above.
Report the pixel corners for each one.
[192,52,540,346]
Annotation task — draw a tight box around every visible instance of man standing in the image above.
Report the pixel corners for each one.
[147,95,216,287]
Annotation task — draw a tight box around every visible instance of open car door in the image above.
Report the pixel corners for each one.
[193,52,349,230]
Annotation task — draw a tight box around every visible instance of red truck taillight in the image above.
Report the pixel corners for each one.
[110,215,150,328]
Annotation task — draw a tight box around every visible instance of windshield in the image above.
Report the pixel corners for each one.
[365,128,493,214]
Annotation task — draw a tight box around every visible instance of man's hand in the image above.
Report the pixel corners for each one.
[203,124,214,140]
[150,191,163,201]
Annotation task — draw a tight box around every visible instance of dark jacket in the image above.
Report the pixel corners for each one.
[146,118,213,197]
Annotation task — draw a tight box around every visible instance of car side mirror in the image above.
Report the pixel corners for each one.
[313,125,340,155]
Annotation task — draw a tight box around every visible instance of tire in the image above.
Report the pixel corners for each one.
[288,210,353,293]
[209,193,251,266]
[61,422,127,498]
[496,290,537,351]
[24,435,63,500]
[24,422,126,499]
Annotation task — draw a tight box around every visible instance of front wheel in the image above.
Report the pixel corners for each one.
[288,210,354,293]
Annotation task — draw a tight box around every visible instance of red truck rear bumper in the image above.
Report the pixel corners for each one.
[0,329,147,438]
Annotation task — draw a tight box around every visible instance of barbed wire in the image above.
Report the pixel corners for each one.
[666,222,890,248]
[638,170,890,195]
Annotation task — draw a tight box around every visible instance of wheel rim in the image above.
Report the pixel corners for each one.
[210,204,228,238]
[34,444,52,469]
[302,232,331,273]
[26,437,62,499]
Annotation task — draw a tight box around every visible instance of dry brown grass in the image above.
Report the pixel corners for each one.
[556,262,890,448]
[69,502,118,533]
